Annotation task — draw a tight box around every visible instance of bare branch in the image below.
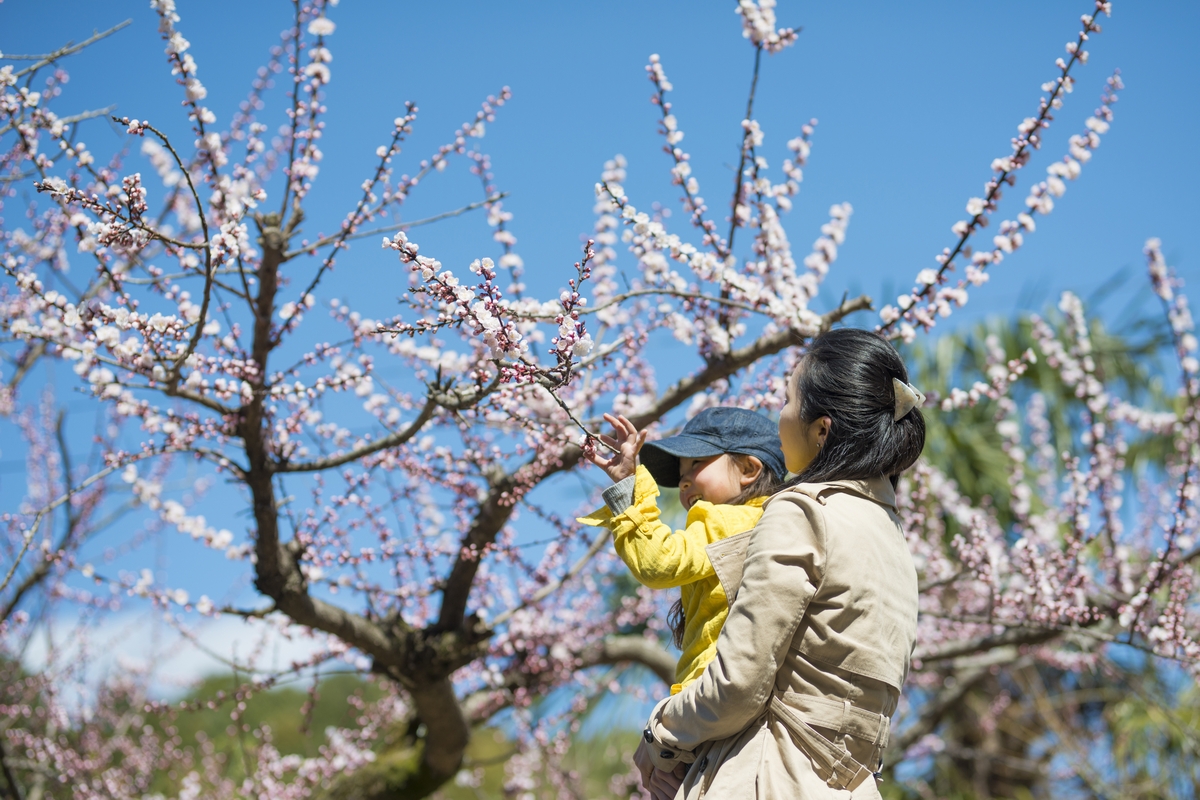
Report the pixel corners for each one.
[0,462,119,597]
[725,44,763,256]
[887,663,996,757]
[582,635,676,687]
[525,287,767,320]
[913,627,1059,664]
[281,193,506,262]
[12,20,131,79]
[461,634,675,727]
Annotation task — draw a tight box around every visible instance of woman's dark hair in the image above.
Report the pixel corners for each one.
[791,327,925,489]
[667,453,784,650]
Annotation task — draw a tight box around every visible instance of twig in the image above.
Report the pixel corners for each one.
[285,105,418,305]
[275,395,437,473]
[490,526,612,627]
[13,20,131,80]
[281,193,506,261]
[0,462,119,597]
[523,287,765,320]
[725,44,763,256]
[0,105,115,137]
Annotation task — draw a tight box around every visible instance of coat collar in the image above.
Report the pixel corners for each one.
[777,476,897,512]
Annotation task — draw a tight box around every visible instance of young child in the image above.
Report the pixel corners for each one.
[579,406,787,695]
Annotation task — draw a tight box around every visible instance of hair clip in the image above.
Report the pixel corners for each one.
[892,378,926,421]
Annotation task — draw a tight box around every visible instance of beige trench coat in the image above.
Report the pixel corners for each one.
[640,477,919,799]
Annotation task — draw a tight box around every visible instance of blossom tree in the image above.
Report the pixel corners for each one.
[1,0,1197,797]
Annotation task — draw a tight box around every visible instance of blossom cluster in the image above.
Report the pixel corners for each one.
[879,1,1116,342]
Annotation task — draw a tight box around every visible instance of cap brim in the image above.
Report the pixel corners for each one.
[639,435,725,487]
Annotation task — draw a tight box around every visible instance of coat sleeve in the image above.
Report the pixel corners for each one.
[645,492,827,751]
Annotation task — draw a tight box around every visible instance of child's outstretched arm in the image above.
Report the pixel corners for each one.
[580,413,722,589]
[586,413,647,483]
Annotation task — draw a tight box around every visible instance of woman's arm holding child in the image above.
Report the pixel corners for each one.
[644,494,827,753]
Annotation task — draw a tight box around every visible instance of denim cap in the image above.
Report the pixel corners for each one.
[639,407,787,488]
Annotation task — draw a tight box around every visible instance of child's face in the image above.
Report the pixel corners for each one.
[678,454,747,510]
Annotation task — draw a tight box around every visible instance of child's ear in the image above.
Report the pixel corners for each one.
[738,456,764,487]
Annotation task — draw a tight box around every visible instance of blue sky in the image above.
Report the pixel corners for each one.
[5,0,1198,321]
[4,0,1199,692]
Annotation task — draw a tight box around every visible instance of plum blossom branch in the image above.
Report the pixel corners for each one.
[727,45,763,256]
[275,395,437,473]
[489,526,611,628]
[735,0,799,54]
[284,106,417,315]
[0,104,115,138]
[939,348,1037,411]
[1119,240,1200,641]
[645,54,727,256]
[879,1,1113,341]
[0,446,175,596]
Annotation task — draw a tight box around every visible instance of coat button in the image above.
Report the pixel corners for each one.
[699,756,709,771]
[659,749,675,759]
[643,728,654,743]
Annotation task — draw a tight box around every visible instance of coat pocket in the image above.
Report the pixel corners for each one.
[706,529,754,607]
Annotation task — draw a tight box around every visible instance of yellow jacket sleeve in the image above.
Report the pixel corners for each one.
[578,465,743,590]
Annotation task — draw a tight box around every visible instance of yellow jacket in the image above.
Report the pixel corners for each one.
[578,465,766,694]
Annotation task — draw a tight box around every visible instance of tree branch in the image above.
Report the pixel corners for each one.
[583,634,676,687]
[275,395,437,473]
[281,193,506,262]
[913,626,1059,664]
[12,20,131,80]
[725,44,763,256]
[0,105,115,137]
[460,634,675,728]
[489,526,611,627]
[887,663,995,758]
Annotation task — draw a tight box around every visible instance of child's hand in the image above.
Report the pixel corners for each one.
[586,413,646,483]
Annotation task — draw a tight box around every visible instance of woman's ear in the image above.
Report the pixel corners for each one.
[737,456,764,487]
[814,416,832,448]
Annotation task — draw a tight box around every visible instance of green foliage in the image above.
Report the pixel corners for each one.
[1103,658,1200,799]
[146,671,385,793]
[428,728,641,800]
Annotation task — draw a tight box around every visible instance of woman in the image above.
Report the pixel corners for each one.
[636,328,925,799]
